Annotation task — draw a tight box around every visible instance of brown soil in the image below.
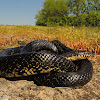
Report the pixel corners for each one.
[0,58,100,100]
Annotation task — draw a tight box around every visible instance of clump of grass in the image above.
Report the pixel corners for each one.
[96,55,100,63]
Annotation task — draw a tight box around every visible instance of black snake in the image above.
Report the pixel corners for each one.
[0,40,93,87]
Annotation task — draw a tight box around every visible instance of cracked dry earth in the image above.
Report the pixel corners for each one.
[0,58,100,100]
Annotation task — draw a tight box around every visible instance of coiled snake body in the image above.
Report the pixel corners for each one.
[0,40,93,87]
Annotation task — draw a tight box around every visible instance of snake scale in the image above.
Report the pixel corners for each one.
[0,40,93,87]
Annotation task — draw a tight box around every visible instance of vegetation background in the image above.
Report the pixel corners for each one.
[36,0,100,27]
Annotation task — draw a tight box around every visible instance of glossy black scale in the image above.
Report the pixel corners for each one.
[0,39,93,87]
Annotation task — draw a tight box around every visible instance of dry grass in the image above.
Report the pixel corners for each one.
[0,25,100,55]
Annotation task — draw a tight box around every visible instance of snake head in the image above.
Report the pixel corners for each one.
[75,50,94,57]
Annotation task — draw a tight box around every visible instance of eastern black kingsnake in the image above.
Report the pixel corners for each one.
[0,40,93,87]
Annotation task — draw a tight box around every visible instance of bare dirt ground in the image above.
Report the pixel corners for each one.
[0,56,100,100]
